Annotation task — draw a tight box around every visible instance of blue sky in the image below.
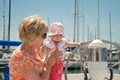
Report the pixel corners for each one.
[0,0,120,43]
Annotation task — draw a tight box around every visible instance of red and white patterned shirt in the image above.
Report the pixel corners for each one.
[9,45,46,80]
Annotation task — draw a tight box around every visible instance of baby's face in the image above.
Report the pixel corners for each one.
[51,34,63,41]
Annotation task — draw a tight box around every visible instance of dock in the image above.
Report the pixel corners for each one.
[62,73,120,80]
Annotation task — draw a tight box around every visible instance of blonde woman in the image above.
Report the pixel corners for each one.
[9,15,60,80]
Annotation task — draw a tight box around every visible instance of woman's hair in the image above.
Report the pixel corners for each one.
[18,15,48,44]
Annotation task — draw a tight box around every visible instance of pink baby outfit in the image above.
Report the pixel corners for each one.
[46,39,66,80]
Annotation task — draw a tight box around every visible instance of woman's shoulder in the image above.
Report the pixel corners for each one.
[9,48,32,68]
[10,47,26,62]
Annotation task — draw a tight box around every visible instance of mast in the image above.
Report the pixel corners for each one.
[8,0,11,41]
[97,0,100,39]
[109,11,113,80]
[73,0,77,42]
[87,24,89,41]
[2,0,6,49]
[73,0,80,42]
[76,0,79,42]
[7,0,11,49]
[95,27,96,39]
[109,12,112,66]
[82,14,84,41]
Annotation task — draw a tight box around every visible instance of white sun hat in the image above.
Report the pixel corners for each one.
[48,22,64,37]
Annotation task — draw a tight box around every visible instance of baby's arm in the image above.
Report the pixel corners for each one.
[65,41,84,47]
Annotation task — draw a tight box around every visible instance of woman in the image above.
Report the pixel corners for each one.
[9,15,59,80]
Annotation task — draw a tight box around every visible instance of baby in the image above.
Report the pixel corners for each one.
[45,22,83,80]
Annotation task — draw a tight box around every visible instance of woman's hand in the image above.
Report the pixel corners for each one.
[46,46,61,67]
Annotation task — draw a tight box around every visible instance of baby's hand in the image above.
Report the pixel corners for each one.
[79,41,84,47]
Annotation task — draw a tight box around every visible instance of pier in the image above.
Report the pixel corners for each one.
[62,73,120,80]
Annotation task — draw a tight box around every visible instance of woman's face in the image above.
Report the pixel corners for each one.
[51,34,63,42]
[34,33,47,47]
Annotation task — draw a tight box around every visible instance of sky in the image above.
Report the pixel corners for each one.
[0,0,120,43]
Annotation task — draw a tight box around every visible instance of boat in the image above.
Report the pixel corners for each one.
[63,39,120,80]
[0,40,22,67]
[0,53,11,67]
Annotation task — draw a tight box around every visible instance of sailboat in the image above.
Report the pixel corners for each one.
[63,39,120,80]
[63,0,120,80]
[0,0,22,67]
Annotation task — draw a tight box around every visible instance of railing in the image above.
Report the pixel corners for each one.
[112,61,120,68]
[63,46,120,80]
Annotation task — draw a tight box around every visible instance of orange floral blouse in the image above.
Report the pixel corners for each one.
[9,46,46,80]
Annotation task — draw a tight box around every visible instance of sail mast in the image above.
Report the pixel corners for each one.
[8,0,11,41]
[73,0,80,42]
[2,0,6,49]
[3,0,6,41]
[73,0,77,42]
[109,12,112,66]
[76,0,79,42]
[97,0,100,39]
[7,0,11,49]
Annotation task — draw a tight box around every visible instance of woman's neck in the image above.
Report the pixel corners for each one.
[21,43,40,54]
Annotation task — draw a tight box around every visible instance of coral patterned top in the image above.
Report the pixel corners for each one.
[9,46,46,80]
